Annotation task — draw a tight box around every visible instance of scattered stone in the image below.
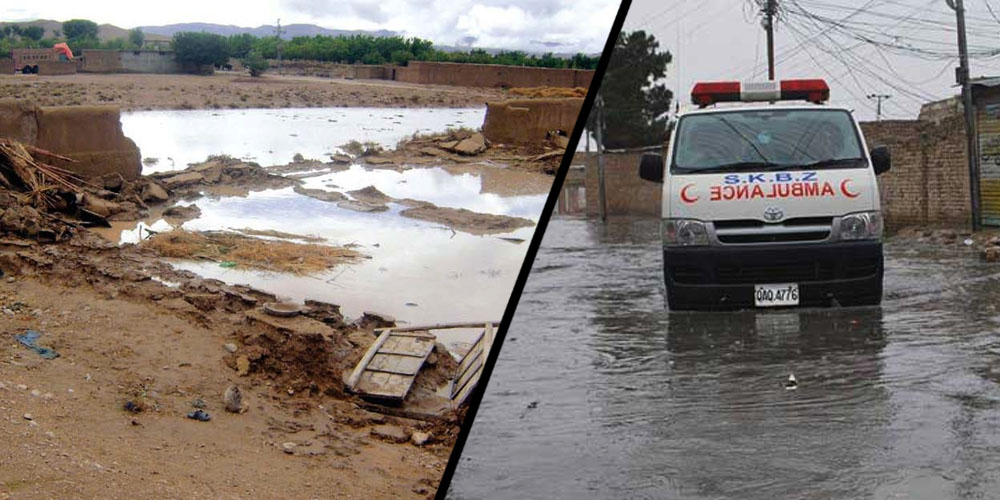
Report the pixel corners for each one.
[236,356,251,376]
[223,343,238,353]
[282,442,297,454]
[191,398,206,409]
[30,389,41,397]
[370,424,410,443]
[224,385,243,413]
[17,384,27,390]
[23,413,32,421]
[411,431,431,446]
[451,133,487,155]
[984,247,1000,263]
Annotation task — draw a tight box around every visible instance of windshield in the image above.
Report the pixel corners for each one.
[671,108,865,173]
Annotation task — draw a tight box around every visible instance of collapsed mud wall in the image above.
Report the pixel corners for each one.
[394,61,593,88]
[482,98,584,144]
[0,100,141,179]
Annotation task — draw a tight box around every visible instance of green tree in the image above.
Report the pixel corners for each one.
[227,33,255,58]
[129,28,144,48]
[22,26,44,42]
[62,19,99,41]
[173,32,230,69]
[243,50,269,77]
[589,30,673,149]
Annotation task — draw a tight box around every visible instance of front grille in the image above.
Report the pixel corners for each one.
[716,260,836,284]
[714,217,834,229]
[718,231,830,244]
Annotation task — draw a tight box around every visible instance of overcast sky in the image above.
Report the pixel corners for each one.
[1,0,620,54]
[625,0,1000,121]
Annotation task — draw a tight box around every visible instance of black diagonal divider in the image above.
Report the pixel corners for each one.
[434,2,634,497]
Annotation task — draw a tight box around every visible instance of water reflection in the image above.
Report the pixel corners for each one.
[122,107,484,172]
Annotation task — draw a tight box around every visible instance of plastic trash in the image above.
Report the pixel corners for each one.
[186,409,211,421]
[14,330,59,359]
[220,261,237,268]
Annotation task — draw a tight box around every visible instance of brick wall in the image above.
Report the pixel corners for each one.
[0,59,13,74]
[36,60,77,75]
[394,61,593,88]
[120,51,180,74]
[861,115,971,227]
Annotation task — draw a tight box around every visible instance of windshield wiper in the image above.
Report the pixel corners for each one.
[676,161,784,174]
[800,157,866,169]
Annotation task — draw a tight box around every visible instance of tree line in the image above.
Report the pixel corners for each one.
[1,19,146,54]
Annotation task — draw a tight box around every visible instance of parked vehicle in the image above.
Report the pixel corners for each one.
[639,79,891,310]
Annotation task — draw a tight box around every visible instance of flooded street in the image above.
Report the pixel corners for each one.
[449,216,1000,500]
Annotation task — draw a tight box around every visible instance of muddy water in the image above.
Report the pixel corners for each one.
[121,107,484,173]
[448,217,1000,500]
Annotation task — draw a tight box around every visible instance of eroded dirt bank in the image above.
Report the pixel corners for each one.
[0,73,506,111]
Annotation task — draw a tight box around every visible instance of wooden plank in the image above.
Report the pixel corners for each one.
[356,371,413,400]
[346,329,393,391]
[368,353,425,376]
[451,355,483,399]
[381,336,435,357]
[375,321,499,334]
[454,330,486,373]
[450,322,496,406]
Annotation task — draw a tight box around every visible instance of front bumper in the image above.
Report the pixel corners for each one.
[663,241,883,310]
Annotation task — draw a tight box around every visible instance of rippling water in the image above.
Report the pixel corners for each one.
[448,216,1000,500]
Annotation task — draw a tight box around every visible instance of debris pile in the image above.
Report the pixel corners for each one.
[148,155,295,198]
[509,86,588,98]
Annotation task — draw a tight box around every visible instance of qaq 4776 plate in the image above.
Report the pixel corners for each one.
[754,283,799,307]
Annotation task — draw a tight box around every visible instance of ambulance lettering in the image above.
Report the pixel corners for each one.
[708,171,843,201]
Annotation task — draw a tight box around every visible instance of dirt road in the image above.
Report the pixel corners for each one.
[0,72,505,111]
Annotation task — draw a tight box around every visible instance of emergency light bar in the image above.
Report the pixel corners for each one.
[691,79,830,107]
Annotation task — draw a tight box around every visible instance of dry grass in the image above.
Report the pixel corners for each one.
[144,230,359,274]
[508,86,588,98]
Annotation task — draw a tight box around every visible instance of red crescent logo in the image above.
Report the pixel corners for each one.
[680,184,699,204]
[840,179,859,198]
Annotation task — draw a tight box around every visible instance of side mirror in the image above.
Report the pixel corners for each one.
[639,153,664,183]
[870,145,891,175]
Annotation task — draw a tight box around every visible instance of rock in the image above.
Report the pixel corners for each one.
[282,442,297,454]
[451,133,487,155]
[23,413,32,421]
[337,200,388,213]
[161,172,205,187]
[223,385,243,413]
[360,311,396,329]
[985,247,1000,263]
[223,343,238,353]
[16,384,27,390]
[329,154,352,164]
[236,356,251,376]
[370,424,410,443]
[163,204,202,221]
[141,181,170,203]
[411,431,431,446]
[30,389,41,397]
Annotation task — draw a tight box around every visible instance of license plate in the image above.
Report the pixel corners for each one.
[754,283,799,307]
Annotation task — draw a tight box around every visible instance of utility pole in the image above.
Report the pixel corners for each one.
[866,94,891,121]
[595,94,608,222]
[275,19,285,75]
[763,0,777,80]
[948,0,982,230]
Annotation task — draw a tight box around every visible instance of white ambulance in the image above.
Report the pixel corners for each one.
[639,79,890,310]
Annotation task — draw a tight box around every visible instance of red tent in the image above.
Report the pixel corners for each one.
[52,43,73,61]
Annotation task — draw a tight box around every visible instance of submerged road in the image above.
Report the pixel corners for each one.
[448,217,1000,500]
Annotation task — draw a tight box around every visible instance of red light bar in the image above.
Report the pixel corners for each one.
[691,79,830,107]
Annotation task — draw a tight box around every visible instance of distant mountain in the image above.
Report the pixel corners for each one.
[137,23,396,40]
[0,19,170,42]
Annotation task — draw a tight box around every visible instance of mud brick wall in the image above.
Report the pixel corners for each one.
[0,100,141,180]
[576,149,664,218]
[120,51,180,74]
[482,98,583,144]
[36,60,77,75]
[394,61,593,88]
[861,115,971,227]
[0,59,13,74]
[80,50,123,72]
[267,59,354,78]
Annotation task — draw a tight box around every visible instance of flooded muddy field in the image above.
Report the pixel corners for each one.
[448,216,1000,500]
[122,107,484,172]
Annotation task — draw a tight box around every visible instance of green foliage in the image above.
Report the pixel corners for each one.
[173,32,230,69]
[588,30,673,149]
[21,26,44,42]
[226,33,255,59]
[243,50,268,77]
[129,28,144,48]
[340,140,383,157]
[62,19,99,41]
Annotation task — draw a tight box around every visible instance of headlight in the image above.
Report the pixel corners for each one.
[839,211,883,240]
[664,219,709,246]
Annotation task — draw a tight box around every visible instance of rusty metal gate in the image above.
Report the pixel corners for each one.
[978,102,1000,226]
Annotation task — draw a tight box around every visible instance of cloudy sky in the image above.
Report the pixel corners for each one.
[625,0,1000,121]
[1,0,620,54]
